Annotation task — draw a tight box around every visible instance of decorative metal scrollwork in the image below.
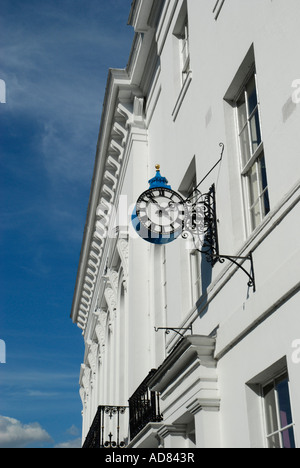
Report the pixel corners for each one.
[104,406,126,419]
[101,406,127,448]
[103,431,126,448]
[181,143,256,291]
[217,253,256,291]
[82,405,128,448]
[182,184,219,264]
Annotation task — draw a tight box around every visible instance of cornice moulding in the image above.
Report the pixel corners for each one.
[70,69,131,328]
[71,81,147,334]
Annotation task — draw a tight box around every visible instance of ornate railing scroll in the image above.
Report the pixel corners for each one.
[82,405,128,448]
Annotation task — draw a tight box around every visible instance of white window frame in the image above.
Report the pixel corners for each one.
[235,70,270,233]
[173,1,191,87]
[261,372,296,449]
[213,0,225,20]
[179,15,190,84]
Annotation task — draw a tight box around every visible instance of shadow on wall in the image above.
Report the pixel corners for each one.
[198,248,213,319]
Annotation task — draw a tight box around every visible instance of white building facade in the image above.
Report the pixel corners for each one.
[71,0,300,449]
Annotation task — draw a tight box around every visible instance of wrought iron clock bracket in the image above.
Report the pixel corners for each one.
[154,326,193,338]
[213,252,256,292]
[182,142,256,292]
[184,188,257,292]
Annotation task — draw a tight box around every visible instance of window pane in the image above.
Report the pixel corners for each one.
[250,201,261,230]
[258,156,270,216]
[249,109,262,153]
[259,155,268,191]
[239,126,251,167]
[267,433,281,449]
[262,189,270,217]
[247,75,258,114]
[248,164,259,206]
[276,377,293,428]
[263,382,279,435]
[281,427,296,449]
[180,16,190,79]
[182,38,189,64]
[237,93,247,132]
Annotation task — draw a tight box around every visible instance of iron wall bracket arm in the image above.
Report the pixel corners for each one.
[214,252,256,292]
[154,326,193,338]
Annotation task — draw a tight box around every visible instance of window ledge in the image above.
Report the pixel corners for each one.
[172,70,192,121]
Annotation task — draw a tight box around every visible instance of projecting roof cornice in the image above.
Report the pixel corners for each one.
[71,3,162,332]
[70,66,146,332]
[128,0,162,32]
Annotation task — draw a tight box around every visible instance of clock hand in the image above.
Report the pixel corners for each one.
[160,203,177,214]
[148,194,158,204]
[155,206,174,218]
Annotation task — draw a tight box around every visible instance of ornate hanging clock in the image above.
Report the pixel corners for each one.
[131,145,256,289]
[132,165,185,244]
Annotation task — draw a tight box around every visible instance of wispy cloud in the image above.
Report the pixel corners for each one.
[0,367,81,427]
[66,424,80,437]
[0,369,79,387]
[1,0,133,246]
[0,0,133,446]
[26,390,60,398]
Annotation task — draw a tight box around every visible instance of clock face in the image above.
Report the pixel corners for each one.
[136,188,185,236]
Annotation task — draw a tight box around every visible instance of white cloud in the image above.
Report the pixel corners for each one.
[54,437,82,449]
[0,416,52,448]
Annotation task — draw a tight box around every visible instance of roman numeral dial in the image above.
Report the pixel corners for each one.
[136,188,185,236]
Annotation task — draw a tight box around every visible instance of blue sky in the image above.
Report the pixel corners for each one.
[0,0,134,448]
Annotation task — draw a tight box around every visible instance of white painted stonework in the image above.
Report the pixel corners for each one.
[71,0,300,448]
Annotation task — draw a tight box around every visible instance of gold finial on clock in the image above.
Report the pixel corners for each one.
[155,164,160,171]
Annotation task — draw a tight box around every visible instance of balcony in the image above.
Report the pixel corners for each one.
[129,369,163,440]
[82,405,128,448]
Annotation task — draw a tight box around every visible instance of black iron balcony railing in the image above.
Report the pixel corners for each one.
[129,369,163,440]
[82,405,128,448]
